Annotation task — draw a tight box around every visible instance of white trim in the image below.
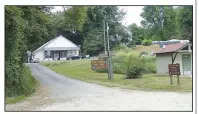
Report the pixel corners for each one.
[32,35,79,53]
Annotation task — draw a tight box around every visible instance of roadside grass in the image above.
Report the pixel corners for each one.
[41,59,192,92]
[6,65,37,104]
[6,95,26,104]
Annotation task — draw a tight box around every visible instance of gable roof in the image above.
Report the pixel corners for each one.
[32,35,79,53]
[153,42,190,54]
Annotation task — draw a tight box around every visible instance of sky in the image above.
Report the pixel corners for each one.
[51,6,144,27]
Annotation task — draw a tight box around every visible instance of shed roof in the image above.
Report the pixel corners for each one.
[153,42,190,54]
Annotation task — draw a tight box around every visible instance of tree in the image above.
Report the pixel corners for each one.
[140,6,177,41]
[64,6,88,32]
[5,6,53,97]
[176,6,193,43]
[83,28,104,55]
[128,23,145,45]
[5,6,28,96]
[47,6,88,46]
[82,6,126,55]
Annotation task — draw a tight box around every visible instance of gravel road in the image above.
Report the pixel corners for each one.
[6,63,192,111]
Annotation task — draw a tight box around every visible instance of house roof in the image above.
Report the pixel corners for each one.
[153,42,190,54]
[32,35,79,53]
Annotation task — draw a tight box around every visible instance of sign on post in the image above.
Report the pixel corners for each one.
[91,60,107,70]
[168,63,181,86]
[168,64,180,75]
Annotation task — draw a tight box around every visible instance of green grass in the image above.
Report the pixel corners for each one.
[41,59,192,92]
[6,65,37,104]
[6,95,26,104]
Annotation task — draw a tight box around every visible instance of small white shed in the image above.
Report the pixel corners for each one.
[32,35,80,62]
[153,42,192,76]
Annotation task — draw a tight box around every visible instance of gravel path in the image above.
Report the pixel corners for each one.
[6,63,192,111]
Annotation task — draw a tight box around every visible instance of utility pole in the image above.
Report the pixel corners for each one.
[103,20,107,55]
[106,22,113,80]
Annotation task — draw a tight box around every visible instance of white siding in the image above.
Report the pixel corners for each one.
[45,35,78,48]
[175,52,192,76]
[76,50,79,55]
[156,53,172,75]
[156,52,192,76]
[33,50,44,62]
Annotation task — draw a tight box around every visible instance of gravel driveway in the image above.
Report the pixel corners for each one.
[6,63,192,111]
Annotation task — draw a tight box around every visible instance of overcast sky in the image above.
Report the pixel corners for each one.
[51,6,144,27]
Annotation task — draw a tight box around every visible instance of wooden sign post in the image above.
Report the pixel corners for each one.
[91,60,107,70]
[168,63,181,86]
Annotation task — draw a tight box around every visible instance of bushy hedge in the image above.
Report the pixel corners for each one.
[95,50,156,79]
[5,65,36,97]
[142,39,152,46]
[125,53,146,79]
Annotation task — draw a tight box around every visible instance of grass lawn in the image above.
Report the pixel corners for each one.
[6,95,26,104]
[133,45,160,53]
[41,59,192,92]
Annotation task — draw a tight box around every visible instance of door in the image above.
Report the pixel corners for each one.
[182,54,192,75]
[54,52,59,60]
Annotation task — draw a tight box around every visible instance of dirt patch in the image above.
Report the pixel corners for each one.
[5,84,54,111]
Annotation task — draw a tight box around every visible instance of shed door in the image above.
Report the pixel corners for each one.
[182,54,191,75]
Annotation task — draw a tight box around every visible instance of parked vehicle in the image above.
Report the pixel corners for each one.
[66,55,90,60]
[31,58,40,63]
[67,55,81,60]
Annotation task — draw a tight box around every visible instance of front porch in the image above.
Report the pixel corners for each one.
[44,50,78,61]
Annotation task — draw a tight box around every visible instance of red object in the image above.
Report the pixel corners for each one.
[153,42,188,54]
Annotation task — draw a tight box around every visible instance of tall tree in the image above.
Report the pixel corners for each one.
[176,6,193,43]
[82,6,126,55]
[5,6,53,97]
[140,6,177,41]
[48,6,88,45]
[128,23,145,45]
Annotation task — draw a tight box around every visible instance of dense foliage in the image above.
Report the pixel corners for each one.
[5,6,193,97]
[128,6,192,45]
[142,39,152,46]
[96,50,156,79]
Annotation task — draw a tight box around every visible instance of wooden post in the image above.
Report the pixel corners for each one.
[177,75,180,86]
[170,75,173,85]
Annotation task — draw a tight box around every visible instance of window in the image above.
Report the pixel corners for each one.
[60,52,67,58]
[44,51,53,58]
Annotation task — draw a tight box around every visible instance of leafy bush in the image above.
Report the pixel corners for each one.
[145,62,156,73]
[5,65,36,97]
[113,44,127,51]
[142,39,152,46]
[112,53,128,74]
[95,49,156,79]
[125,52,146,79]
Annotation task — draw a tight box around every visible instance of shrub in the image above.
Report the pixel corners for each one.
[125,53,146,79]
[113,44,127,51]
[5,64,36,97]
[112,54,127,74]
[95,50,156,79]
[142,39,152,46]
[145,62,156,73]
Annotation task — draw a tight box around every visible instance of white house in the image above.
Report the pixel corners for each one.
[153,41,192,76]
[32,35,80,62]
